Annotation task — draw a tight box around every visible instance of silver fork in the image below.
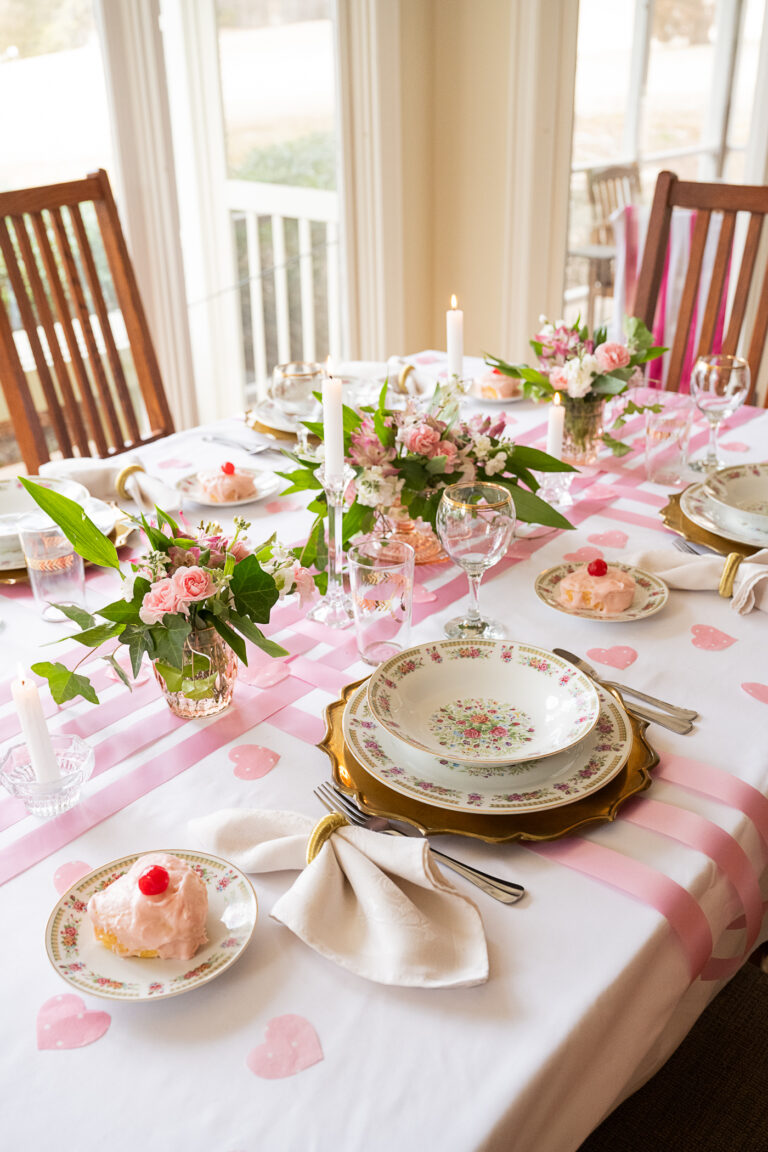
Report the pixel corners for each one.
[314,782,525,904]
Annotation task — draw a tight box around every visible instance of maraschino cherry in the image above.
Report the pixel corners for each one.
[587,558,608,577]
[221,461,235,475]
[138,865,170,896]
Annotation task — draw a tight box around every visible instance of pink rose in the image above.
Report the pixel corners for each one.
[402,423,442,457]
[293,566,316,607]
[139,578,181,625]
[432,439,458,463]
[229,540,250,562]
[595,342,630,373]
[170,565,215,609]
[549,366,568,391]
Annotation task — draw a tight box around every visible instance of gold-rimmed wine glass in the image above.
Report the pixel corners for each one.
[436,482,515,639]
[689,354,750,473]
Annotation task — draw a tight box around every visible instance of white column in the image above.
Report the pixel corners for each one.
[160,0,245,423]
[500,0,579,360]
[94,0,198,428]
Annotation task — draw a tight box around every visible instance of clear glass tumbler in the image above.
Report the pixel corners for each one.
[348,538,415,665]
[19,514,86,622]
[644,393,694,486]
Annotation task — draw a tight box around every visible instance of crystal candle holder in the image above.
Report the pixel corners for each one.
[0,735,94,818]
[307,462,355,628]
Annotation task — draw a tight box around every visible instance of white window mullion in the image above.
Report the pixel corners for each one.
[700,0,745,180]
[245,212,268,396]
[298,217,316,362]
[271,215,291,364]
[622,0,654,165]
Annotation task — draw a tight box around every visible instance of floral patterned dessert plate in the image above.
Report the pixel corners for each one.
[176,468,282,508]
[366,640,600,767]
[344,679,631,814]
[45,850,257,1002]
[535,562,669,622]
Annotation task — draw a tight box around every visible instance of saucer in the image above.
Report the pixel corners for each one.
[176,468,282,508]
[535,562,669,622]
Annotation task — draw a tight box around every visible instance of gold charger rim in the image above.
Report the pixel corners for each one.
[660,489,758,558]
[317,678,658,844]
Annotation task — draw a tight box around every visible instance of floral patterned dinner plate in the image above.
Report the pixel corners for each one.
[344,679,632,814]
[45,850,257,1002]
[176,468,282,508]
[535,562,669,622]
[366,640,600,767]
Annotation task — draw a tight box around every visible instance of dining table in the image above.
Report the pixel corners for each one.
[1,358,767,1152]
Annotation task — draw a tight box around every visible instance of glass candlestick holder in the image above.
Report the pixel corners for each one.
[0,734,94,818]
[537,470,574,509]
[307,463,354,628]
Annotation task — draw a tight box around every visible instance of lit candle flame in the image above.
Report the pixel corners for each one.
[17,663,25,684]
[553,391,562,406]
[325,355,334,378]
[450,294,458,310]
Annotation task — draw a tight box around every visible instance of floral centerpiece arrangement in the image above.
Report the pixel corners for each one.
[279,380,575,566]
[486,317,665,463]
[20,479,314,717]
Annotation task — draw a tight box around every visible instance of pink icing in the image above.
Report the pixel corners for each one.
[471,369,521,400]
[198,469,256,503]
[87,852,208,960]
[559,566,636,614]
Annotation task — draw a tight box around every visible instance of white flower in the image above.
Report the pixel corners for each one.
[485,452,507,476]
[472,434,492,461]
[564,353,598,399]
[122,571,137,602]
[356,466,404,509]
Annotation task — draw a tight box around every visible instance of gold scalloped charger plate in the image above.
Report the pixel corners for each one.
[660,491,758,558]
[45,850,257,1002]
[318,679,658,843]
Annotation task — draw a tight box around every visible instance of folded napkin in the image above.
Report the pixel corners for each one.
[190,808,489,988]
[39,455,182,513]
[627,548,768,613]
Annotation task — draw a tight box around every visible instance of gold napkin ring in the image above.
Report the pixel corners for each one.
[397,364,415,394]
[718,552,744,598]
[306,812,348,864]
[115,463,146,500]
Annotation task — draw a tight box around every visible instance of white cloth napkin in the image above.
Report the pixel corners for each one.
[39,455,182,513]
[190,808,489,988]
[627,548,768,613]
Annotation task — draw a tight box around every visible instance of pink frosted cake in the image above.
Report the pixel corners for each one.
[88,852,208,960]
[558,559,636,615]
[472,368,521,401]
[198,462,256,503]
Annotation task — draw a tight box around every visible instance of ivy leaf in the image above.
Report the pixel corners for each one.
[199,611,247,664]
[30,661,99,705]
[229,555,280,623]
[19,479,120,569]
[119,623,154,677]
[149,614,192,669]
[70,621,125,648]
[153,660,183,693]
[228,611,288,658]
[53,603,96,629]
[180,675,217,700]
[601,430,633,457]
[101,651,133,690]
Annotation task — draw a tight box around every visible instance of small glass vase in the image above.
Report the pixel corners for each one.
[561,395,606,466]
[376,498,445,565]
[153,626,238,718]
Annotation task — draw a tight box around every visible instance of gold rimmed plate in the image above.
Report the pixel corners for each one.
[660,491,758,558]
[319,680,658,844]
[535,562,669,622]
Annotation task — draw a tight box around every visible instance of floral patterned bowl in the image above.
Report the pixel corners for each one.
[704,463,768,538]
[366,640,600,767]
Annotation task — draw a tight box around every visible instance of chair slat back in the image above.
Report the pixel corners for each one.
[587,164,641,246]
[0,169,174,471]
[634,171,768,404]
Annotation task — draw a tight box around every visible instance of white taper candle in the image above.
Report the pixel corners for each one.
[547,391,565,460]
[446,294,464,380]
[11,666,60,782]
[322,360,345,479]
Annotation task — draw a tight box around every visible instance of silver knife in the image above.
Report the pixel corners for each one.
[553,649,695,733]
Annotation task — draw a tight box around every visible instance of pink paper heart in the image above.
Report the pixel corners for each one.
[742,682,768,704]
[587,530,628,549]
[581,484,620,501]
[229,745,280,780]
[239,660,291,688]
[564,546,604,563]
[586,646,638,671]
[691,625,737,651]
[247,1015,323,1079]
[37,994,110,1050]
[53,861,92,895]
[264,499,301,515]
[413,583,437,604]
[155,458,192,470]
[720,441,750,452]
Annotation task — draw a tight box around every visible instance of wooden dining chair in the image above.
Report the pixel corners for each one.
[634,170,768,404]
[0,168,174,473]
[569,164,642,330]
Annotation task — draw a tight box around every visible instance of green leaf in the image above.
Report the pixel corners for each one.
[507,485,574,529]
[30,661,99,705]
[228,611,288,658]
[275,468,323,494]
[101,651,133,690]
[229,554,280,623]
[138,513,171,553]
[483,354,523,379]
[199,610,247,663]
[70,621,125,648]
[507,445,576,474]
[96,577,151,624]
[182,651,211,678]
[19,479,120,570]
[153,660,183,693]
[149,614,192,669]
[53,603,96,629]
[118,623,153,677]
[156,507,182,537]
[590,374,629,396]
[425,455,447,475]
[180,675,217,700]
[601,430,633,457]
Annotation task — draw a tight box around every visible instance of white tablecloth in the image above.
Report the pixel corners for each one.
[1,383,767,1152]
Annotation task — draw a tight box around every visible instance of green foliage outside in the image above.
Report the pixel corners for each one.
[0,0,92,58]
[231,131,336,191]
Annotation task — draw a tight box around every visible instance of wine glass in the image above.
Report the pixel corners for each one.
[436,482,515,639]
[268,361,323,455]
[689,355,750,473]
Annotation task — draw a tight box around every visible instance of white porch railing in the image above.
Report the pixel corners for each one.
[225,179,340,397]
